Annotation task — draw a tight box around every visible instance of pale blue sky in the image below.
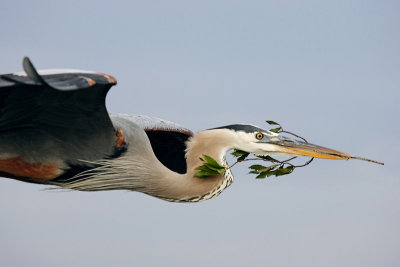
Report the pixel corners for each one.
[1,1,399,266]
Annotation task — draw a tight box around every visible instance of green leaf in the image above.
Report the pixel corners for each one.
[194,171,214,178]
[269,127,281,133]
[249,164,268,171]
[260,165,294,177]
[231,150,247,157]
[231,150,250,161]
[256,172,268,179]
[258,155,278,162]
[238,154,248,161]
[263,164,279,172]
[195,155,227,178]
[217,168,227,174]
[204,164,221,172]
[274,165,294,176]
[194,165,217,172]
[266,120,279,125]
[203,154,224,169]
[194,167,221,177]
[249,164,280,179]
[194,165,207,171]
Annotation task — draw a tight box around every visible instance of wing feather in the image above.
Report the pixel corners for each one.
[0,58,118,178]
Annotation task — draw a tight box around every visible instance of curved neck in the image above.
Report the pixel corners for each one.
[57,126,236,202]
[145,129,236,202]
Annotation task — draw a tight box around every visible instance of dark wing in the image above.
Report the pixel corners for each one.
[0,57,118,181]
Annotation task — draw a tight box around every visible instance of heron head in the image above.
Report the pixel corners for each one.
[211,124,352,160]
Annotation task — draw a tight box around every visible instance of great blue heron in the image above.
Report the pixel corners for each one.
[0,58,382,202]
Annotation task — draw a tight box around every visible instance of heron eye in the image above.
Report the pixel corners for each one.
[256,133,264,140]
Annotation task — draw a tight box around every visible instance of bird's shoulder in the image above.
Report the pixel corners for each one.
[0,58,119,183]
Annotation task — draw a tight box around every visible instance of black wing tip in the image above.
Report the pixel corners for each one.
[23,57,118,86]
[22,56,49,86]
[1,57,118,89]
[22,56,31,65]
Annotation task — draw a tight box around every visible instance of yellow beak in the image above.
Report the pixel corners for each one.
[264,138,383,165]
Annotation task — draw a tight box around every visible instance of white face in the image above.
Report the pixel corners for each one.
[233,130,285,156]
[230,128,352,160]
[204,124,351,160]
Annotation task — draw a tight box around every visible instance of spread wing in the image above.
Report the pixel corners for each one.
[0,57,118,182]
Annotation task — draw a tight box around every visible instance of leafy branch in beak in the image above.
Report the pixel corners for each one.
[195,120,314,178]
[230,120,314,178]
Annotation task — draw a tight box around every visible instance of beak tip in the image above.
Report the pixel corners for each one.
[350,156,384,165]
